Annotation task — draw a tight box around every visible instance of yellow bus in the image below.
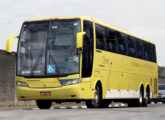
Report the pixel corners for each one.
[6,16,158,109]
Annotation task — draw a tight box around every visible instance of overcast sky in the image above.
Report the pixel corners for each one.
[0,0,165,66]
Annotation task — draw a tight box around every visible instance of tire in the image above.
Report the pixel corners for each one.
[127,88,144,107]
[139,88,144,107]
[154,101,157,104]
[143,89,150,107]
[85,85,103,108]
[36,100,52,109]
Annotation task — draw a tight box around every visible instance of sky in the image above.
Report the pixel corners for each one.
[0,0,165,66]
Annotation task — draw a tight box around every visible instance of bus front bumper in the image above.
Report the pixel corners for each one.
[17,84,82,100]
[17,83,94,100]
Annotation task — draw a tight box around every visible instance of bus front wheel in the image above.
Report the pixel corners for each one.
[85,85,102,108]
[85,85,109,108]
[36,100,52,109]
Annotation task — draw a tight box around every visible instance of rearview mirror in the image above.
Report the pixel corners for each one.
[6,35,19,53]
[76,32,86,49]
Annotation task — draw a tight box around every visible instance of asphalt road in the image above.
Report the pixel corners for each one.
[0,104,165,120]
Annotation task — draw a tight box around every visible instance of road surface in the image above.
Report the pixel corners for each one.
[0,103,165,120]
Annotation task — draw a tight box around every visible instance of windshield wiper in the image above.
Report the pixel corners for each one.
[29,47,43,76]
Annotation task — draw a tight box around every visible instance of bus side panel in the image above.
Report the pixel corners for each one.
[106,53,139,99]
[93,50,111,99]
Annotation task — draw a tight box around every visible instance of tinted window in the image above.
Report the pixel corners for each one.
[127,36,136,57]
[143,42,150,61]
[96,24,106,50]
[82,20,94,77]
[150,44,156,62]
[136,39,144,59]
[118,33,127,55]
[95,24,157,63]
[106,28,117,53]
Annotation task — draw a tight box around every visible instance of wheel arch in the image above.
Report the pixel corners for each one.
[146,84,150,91]
[139,83,145,97]
[146,84,150,98]
[94,80,103,98]
[139,84,144,91]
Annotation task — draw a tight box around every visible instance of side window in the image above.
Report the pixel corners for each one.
[82,20,94,77]
[150,44,156,62]
[106,28,117,53]
[118,33,127,55]
[136,39,144,59]
[143,42,150,61]
[127,36,136,57]
[96,24,106,50]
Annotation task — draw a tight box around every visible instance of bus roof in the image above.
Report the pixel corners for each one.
[25,16,154,44]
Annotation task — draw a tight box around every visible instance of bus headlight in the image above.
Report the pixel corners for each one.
[60,79,81,86]
[16,81,29,87]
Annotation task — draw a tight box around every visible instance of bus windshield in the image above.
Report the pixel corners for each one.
[17,19,81,77]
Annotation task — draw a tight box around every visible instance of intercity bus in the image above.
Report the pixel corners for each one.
[6,16,158,109]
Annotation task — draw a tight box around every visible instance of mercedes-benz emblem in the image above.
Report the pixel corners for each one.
[43,84,46,87]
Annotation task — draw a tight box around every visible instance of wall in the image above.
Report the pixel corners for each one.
[0,50,35,106]
[0,50,16,106]
[159,66,165,84]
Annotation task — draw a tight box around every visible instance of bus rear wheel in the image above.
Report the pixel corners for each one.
[143,88,150,107]
[127,88,144,107]
[36,100,52,109]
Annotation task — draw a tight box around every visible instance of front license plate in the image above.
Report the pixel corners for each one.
[40,92,51,96]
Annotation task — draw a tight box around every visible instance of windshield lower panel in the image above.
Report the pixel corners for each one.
[17,19,81,77]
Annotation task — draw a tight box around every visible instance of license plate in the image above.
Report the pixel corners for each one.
[40,92,51,96]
